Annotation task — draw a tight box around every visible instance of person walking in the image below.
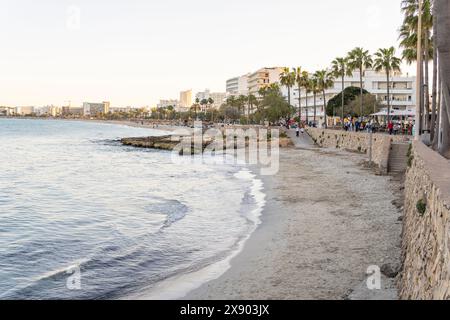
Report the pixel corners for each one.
[296,126,300,137]
[388,121,394,135]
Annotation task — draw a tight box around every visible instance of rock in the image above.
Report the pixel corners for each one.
[381,263,401,278]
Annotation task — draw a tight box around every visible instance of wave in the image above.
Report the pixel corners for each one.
[124,168,267,300]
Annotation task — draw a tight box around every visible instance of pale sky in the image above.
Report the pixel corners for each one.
[0,0,414,108]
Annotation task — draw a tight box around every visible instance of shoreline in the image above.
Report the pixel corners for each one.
[123,168,266,300]
[185,135,403,300]
[1,118,403,299]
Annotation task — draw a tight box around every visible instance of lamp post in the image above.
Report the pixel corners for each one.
[415,0,423,140]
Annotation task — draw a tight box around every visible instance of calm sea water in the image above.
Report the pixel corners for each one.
[0,119,264,300]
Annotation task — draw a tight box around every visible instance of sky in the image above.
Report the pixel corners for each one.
[0,0,414,108]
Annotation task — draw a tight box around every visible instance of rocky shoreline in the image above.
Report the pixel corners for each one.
[121,133,293,154]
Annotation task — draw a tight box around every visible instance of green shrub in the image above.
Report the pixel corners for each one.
[407,144,412,158]
[407,155,414,168]
[416,199,427,216]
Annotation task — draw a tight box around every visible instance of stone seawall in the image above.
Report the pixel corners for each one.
[399,141,450,300]
[305,128,408,174]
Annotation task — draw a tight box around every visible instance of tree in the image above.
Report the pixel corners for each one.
[373,47,402,123]
[219,105,240,123]
[191,99,201,120]
[347,47,373,118]
[400,0,434,131]
[259,85,294,124]
[310,76,320,125]
[279,67,296,107]
[314,70,334,128]
[200,99,208,112]
[331,57,353,121]
[346,94,384,117]
[294,67,309,124]
[327,86,370,117]
[435,0,450,157]
[236,95,248,117]
[248,94,258,119]
[304,75,312,124]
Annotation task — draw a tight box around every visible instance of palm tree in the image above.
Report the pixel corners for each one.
[331,57,352,122]
[347,47,373,119]
[279,67,296,107]
[400,0,434,131]
[314,70,335,129]
[294,67,309,123]
[304,77,313,125]
[435,0,450,157]
[248,94,257,119]
[310,76,320,125]
[373,47,402,123]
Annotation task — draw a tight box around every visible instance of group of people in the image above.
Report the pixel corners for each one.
[387,121,413,136]
[342,117,378,132]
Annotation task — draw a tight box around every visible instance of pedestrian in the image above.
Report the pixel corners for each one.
[296,126,300,137]
[388,121,394,135]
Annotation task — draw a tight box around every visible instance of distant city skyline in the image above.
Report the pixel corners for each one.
[0,0,414,107]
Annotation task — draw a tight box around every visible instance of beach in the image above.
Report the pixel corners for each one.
[185,131,403,300]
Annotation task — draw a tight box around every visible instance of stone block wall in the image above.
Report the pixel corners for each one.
[305,128,408,174]
[399,141,450,300]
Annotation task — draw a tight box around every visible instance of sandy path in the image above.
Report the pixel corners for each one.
[185,139,403,300]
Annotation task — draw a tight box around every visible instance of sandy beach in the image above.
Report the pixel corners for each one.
[185,130,403,300]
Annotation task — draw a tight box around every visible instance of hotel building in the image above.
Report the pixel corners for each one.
[179,90,193,112]
[195,89,227,109]
[15,106,35,116]
[157,99,179,109]
[62,106,84,116]
[83,101,110,117]
[285,69,416,125]
[0,106,16,116]
[247,67,284,96]
[226,74,249,97]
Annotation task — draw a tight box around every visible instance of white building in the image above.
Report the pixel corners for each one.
[83,102,110,116]
[281,69,416,125]
[157,99,179,109]
[195,89,227,109]
[15,106,35,116]
[37,105,61,117]
[247,67,284,96]
[0,106,16,116]
[226,74,250,97]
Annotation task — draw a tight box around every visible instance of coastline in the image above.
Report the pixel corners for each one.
[185,137,403,300]
[2,118,403,299]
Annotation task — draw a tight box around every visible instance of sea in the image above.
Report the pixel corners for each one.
[0,118,265,299]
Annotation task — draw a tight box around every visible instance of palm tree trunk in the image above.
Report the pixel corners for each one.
[313,93,317,124]
[341,73,345,123]
[323,90,328,129]
[360,65,364,118]
[431,19,438,142]
[298,85,302,123]
[436,0,450,157]
[305,91,309,126]
[433,76,441,150]
[288,86,291,107]
[387,70,391,124]
[424,33,431,131]
[420,54,425,132]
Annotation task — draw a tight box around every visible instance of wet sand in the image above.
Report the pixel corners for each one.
[185,131,403,300]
